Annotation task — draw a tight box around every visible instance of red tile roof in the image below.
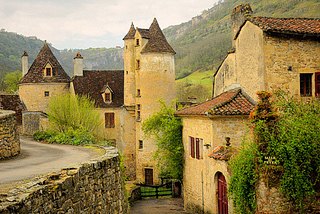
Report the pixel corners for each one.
[72,70,124,108]
[19,42,70,84]
[175,89,255,116]
[235,17,320,39]
[209,146,237,161]
[141,18,176,54]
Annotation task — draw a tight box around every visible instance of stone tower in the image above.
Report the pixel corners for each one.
[19,42,70,112]
[123,18,176,185]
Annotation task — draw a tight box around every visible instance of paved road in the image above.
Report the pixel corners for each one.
[0,136,100,187]
[130,198,193,214]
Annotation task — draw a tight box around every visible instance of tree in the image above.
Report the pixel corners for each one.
[142,100,184,181]
[4,70,22,93]
[47,93,102,136]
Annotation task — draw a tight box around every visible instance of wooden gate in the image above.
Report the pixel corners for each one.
[140,181,173,199]
[218,173,228,214]
[145,168,153,186]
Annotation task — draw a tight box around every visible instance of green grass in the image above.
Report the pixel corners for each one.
[176,69,213,89]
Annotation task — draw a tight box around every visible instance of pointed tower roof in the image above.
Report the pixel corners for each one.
[141,18,176,54]
[19,42,70,84]
[123,22,136,40]
[22,51,28,57]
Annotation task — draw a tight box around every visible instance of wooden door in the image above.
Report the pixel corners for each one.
[218,173,228,214]
[145,169,153,185]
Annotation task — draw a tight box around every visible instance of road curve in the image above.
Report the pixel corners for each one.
[0,136,100,186]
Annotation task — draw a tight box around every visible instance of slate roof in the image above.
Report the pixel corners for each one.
[136,28,150,39]
[19,42,70,84]
[0,95,26,125]
[72,70,124,108]
[175,89,255,116]
[141,18,176,54]
[235,17,320,39]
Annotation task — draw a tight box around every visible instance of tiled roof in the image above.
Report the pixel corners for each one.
[123,23,136,40]
[72,70,124,108]
[0,95,26,125]
[19,42,70,84]
[175,89,255,116]
[136,28,150,39]
[235,17,320,39]
[209,146,238,161]
[141,18,176,54]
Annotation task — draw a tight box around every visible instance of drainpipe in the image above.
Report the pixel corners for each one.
[202,170,204,213]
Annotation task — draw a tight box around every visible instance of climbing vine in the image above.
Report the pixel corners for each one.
[229,91,320,213]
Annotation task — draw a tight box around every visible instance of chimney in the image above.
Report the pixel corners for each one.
[22,51,28,76]
[231,4,253,48]
[74,53,83,76]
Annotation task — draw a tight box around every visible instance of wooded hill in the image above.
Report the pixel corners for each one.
[0,0,319,92]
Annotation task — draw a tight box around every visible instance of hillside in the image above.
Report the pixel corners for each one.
[164,0,320,87]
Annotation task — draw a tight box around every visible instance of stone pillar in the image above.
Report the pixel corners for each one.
[74,53,83,76]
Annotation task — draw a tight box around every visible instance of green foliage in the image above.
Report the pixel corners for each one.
[142,100,184,181]
[47,93,102,136]
[33,129,95,146]
[229,91,320,212]
[229,139,258,213]
[4,70,22,93]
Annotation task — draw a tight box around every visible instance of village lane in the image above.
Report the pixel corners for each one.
[0,136,100,188]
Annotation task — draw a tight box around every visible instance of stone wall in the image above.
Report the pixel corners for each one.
[0,95,26,125]
[22,111,49,135]
[0,110,20,159]
[0,146,128,213]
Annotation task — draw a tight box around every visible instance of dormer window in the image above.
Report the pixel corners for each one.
[136,39,140,46]
[44,63,53,77]
[101,83,113,103]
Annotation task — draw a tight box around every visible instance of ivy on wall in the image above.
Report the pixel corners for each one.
[229,91,320,213]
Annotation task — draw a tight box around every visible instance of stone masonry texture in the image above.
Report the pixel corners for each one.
[0,110,20,160]
[0,146,128,213]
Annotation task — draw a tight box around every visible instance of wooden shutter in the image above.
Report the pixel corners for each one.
[196,138,200,159]
[190,137,195,158]
[105,113,115,128]
[315,72,320,97]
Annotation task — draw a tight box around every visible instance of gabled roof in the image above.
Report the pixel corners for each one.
[141,18,176,54]
[72,70,124,108]
[209,146,238,161]
[175,88,255,116]
[123,23,136,40]
[19,42,70,84]
[235,17,320,39]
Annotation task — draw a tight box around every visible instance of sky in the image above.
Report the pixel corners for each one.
[0,0,219,50]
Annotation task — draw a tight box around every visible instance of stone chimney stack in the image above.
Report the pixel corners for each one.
[22,51,28,77]
[231,4,253,48]
[74,53,83,76]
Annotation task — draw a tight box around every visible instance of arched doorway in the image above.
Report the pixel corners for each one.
[218,173,228,214]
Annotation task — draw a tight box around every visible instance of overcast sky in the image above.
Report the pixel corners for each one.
[0,0,219,50]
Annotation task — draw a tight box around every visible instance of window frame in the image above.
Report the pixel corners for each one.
[44,91,49,97]
[105,112,115,128]
[300,73,313,97]
[139,140,143,149]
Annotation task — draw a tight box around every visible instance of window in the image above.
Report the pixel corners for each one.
[126,45,127,49]
[137,89,141,97]
[126,71,128,75]
[44,91,49,97]
[136,39,140,46]
[136,60,140,69]
[300,73,312,97]
[105,113,115,128]
[139,140,143,149]
[105,93,111,102]
[137,104,141,110]
[190,136,195,158]
[137,111,141,121]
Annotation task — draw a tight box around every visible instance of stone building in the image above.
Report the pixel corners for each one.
[213,4,320,100]
[18,18,176,185]
[175,88,255,213]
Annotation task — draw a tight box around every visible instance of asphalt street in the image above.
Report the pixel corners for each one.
[0,136,100,187]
